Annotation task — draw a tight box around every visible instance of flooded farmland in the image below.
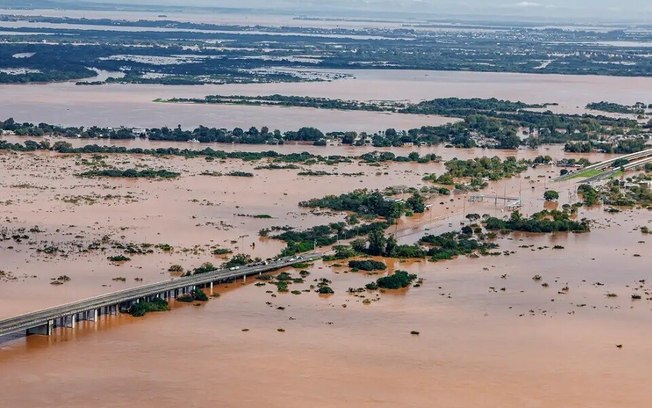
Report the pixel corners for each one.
[1,5,652,401]
[0,133,651,407]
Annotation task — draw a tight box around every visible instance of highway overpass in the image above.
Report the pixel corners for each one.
[582,155,652,184]
[556,148,652,182]
[0,253,321,338]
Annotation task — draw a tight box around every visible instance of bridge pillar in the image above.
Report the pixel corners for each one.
[26,319,54,336]
[63,314,76,329]
[210,282,214,294]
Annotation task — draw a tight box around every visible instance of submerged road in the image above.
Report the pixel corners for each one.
[0,253,321,338]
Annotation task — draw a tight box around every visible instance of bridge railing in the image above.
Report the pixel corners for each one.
[0,254,321,335]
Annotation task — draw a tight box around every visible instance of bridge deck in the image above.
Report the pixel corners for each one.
[556,148,652,182]
[0,254,321,338]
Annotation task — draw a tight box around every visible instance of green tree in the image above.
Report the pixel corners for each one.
[224,253,255,268]
[406,193,426,213]
[384,235,397,256]
[543,190,560,201]
[296,127,324,141]
[367,229,387,256]
[350,239,367,253]
[466,213,481,222]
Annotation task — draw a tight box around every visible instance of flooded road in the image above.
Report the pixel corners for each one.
[0,203,650,407]
[0,138,652,408]
[0,142,613,314]
[1,68,651,406]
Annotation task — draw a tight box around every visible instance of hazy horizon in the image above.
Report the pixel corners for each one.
[7,0,652,23]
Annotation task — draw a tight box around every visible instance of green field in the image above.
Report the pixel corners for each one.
[570,169,605,179]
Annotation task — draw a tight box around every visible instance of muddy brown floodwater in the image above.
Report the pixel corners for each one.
[0,139,651,407]
[1,70,651,130]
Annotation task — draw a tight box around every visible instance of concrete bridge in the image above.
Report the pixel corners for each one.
[0,253,321,338]
[557,148,652,182]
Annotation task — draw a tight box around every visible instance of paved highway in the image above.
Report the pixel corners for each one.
[582,155,652,184]
[556,148,652,182]
[0,253,321,338]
